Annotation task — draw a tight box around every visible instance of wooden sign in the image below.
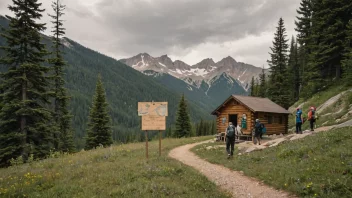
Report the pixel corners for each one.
[141,116,166,130]
[138,102,168,116]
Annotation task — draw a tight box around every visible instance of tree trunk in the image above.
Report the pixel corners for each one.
[21,73,28,161]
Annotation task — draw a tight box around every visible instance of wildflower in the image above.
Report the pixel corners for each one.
[284,183,287,187]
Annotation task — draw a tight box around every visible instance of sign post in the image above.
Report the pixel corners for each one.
[138,102,168,159]
[145,131,148,159]
[159,131,161,156]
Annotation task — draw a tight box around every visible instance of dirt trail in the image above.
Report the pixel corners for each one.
[169,141,295,198]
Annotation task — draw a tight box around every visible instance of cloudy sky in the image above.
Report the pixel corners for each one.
[0,0,301,67]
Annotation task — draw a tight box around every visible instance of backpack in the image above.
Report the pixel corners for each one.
[261,123,266,133]
[226,126,236,137]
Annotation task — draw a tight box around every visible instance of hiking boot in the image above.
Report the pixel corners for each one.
[227,154,230,159]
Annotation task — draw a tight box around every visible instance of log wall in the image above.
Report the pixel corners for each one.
[216,99,253,135]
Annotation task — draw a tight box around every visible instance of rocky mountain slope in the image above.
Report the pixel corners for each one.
[120,53,264,93]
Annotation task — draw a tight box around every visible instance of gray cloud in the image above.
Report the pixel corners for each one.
[1,0,301,67]
[96,0,299,56]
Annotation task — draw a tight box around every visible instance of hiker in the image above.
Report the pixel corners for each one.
[225,122,237,159]
[260,123,266,139]
[308,107,316,131]
[254,119,262,145]
[296,108,303,134]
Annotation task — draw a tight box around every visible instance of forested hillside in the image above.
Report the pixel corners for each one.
[250,0,352,109]
[0,15,212,149]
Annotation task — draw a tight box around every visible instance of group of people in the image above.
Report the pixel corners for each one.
[224,119,265,159]
[295,106,316,134]
[223,107,317,159]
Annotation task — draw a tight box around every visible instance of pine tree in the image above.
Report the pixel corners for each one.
[85,75,113,149]
[48,0,75,152]
[258,66,266,98]
[267,18,290,109]
[0,0,53,165]
[199,119,204,136]
[254,79,259,97]
[212,120,216,134]
[288,36,301,103]
[196,121,201,136]
[295,0,315,97]
[250,77,255,96]
[342,20,352,85]
[175,94,192,138]
[295,0,313,48]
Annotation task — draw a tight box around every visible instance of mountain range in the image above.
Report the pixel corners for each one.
[120,53,265,104]
[0,14,265,147]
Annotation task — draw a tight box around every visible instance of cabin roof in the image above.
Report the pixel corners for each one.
[211,95,290,115]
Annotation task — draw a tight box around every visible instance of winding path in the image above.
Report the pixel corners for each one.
[169,141,295,198]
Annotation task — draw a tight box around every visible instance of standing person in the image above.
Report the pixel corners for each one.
[225,122,236,159]
[308,107,316,131]
[254,119,262,145]
[260,123,266,139]
[295,108,303,134]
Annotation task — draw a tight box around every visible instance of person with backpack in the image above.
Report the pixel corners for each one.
[254,119,262,145]
[295,108,303,134]
[308,107,316,131]
[260,123,266,139]
[225,122,237,159]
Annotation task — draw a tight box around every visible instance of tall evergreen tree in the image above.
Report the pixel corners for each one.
[295,0,314,97]
[85,75,113,150]
[342,20,352,85]
[48,0,74,152]
[288,36,301,103]
[0,0,53,165]
[267,18,290,109]
[175,94,192,138]
[250,77,255,96]
[258,66,266,98]
[196,121,201,136]
[295,0,313,48]
[254,79,259,97]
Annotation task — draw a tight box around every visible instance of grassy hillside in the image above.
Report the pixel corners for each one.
[0,136,229,198]
[193,127,352,197]
[288,85,352,131]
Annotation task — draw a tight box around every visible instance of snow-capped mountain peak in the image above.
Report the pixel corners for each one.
[119,53,264,92]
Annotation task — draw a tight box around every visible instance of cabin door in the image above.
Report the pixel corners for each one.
[229,114,238,127]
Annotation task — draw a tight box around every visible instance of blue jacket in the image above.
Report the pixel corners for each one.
[296,110,302,123]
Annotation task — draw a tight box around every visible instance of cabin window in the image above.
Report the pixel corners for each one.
[267,115,273,124]
[279,116,283,124]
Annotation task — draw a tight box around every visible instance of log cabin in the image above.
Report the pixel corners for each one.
[211,95,290,136]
